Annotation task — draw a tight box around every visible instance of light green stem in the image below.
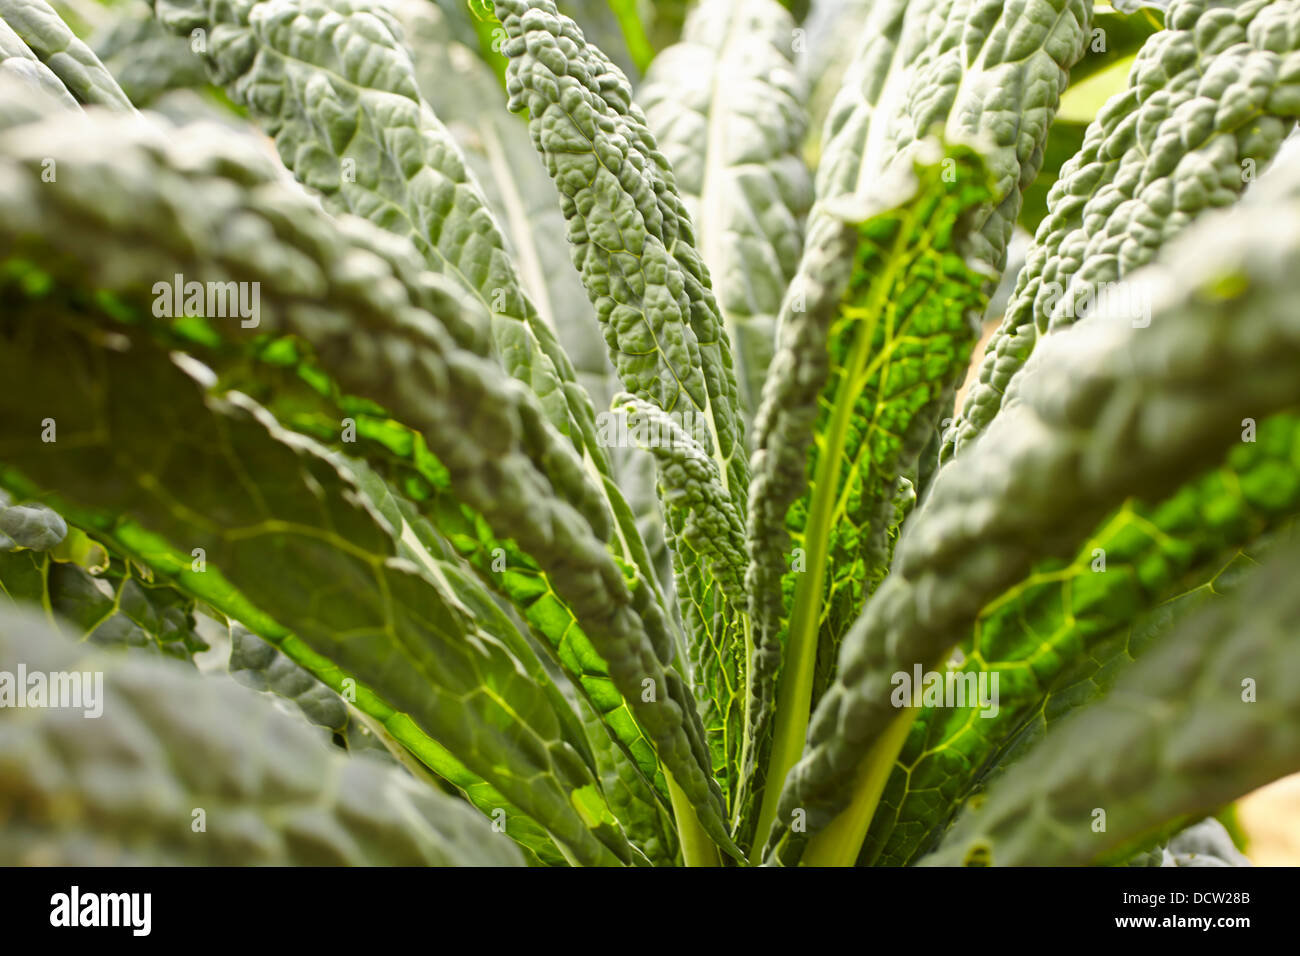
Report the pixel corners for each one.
[751,319,877,849]
[666,768,722,867]
[749,203,918,855]
[800,709,918,866]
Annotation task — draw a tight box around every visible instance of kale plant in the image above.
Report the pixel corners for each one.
[1,0,1298,867]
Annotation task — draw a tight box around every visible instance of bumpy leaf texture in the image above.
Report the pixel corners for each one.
[743,144,994,850]
[611,393,747,603]
[0,89,730,860]
[0,493,209,661]
[922,532,1300,866]
[226,621,391,753]
[638,0,813,419]
[744,0,1090,852]
[814,0,1091,275]
[949,0,1300,458]
[145,0,704,839]
[2,550,209,661]
[0,0,132,107]
[491,0,753,809]
[493,0,750,501]
[0,606,525,865]
[148,0,674,629]
[0,320,638,866]
[391,0,612,401]
[0,13,78,107]
[766,157,1300,864]
[0,497,65,551]
[868,490,1300,864]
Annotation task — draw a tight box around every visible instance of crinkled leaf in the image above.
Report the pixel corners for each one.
[0,88,729,858]
[744,144,994,851]
[744,0,1092,852]
[492,0,751,819]
[921,533,1300,866]
[0,14,79,107]
[493,0,749,503]
[150,0,615,469]
[227,621,384,751]
[0,605,524,866]
[0,315,637,866]
[392,0,616,403]
[149,0,672,631]
[950,0,1300,457]
[767,159,1300,864]
[814,0,1091,275]
[1,548,209,661]
[868,491,1300,864]
[0,500,66,551]
[638,0,813,418]
[0,86,671,827]
[0,0,133,107]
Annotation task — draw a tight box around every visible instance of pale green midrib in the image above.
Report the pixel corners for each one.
[799,707,918,865]
[349,704,451,790]
[665,767,722,866]
[751,307,877,847]
[873,545,1259,866]
[696,3,735,271]
[40,553,59,630]
[826,316,914,524]
[733,609,757,831]
[752,200,919,850]
[700,388,735,503]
